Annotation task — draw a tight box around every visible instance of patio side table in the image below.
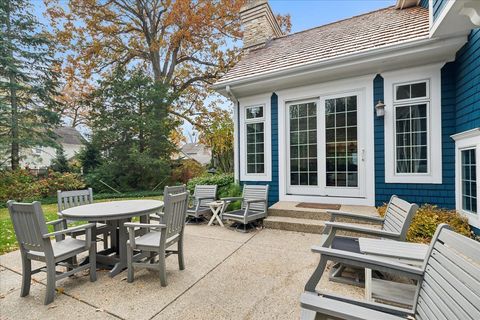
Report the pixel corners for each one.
[359,238,428,306]
[207,201,226,227]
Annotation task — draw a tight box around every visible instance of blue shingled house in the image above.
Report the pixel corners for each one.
[213,0,480,231]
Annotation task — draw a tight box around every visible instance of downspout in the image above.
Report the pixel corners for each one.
[226,86,240,183]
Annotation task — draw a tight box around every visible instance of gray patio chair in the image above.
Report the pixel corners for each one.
[300,224,480,320]
[187,185,217,223]
[322,195,418,285]
[57,188,110,248]
[7,200,97,305]
[125,191,189,286]
[149,185,186,223]
[221,184,269,232]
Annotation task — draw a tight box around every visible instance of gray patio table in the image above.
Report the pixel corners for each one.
[60,200,164,277]
[359,238,428,306]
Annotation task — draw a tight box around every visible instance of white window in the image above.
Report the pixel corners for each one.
[239,94,272,181]
[245,106,265,174]
[452,128,480,229]
[384,64,442,184]
[394,81,429,174]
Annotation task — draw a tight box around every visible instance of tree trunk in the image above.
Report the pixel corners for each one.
[6,0,19,170]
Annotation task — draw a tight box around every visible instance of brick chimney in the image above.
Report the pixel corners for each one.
[240,0,283,49]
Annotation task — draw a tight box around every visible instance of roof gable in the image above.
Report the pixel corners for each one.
[216,6,429,85]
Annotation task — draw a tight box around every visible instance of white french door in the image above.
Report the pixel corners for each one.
[286,91,366,198]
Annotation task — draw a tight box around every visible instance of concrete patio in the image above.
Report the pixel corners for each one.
[0,225,363,320]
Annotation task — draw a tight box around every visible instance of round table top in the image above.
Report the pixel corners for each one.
[60,199,164,221]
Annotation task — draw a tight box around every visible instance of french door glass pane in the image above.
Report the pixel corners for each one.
[246,122,264,173]
[461,149,477,214]
[290,102,317,186]
[325,96,358,187]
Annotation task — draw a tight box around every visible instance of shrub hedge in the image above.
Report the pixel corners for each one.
[0,169,85,205]
[377,203,471,243]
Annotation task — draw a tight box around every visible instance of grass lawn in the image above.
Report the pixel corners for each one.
[0,195,163,255]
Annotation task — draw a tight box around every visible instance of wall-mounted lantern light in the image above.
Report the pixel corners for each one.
[375,100,385,117]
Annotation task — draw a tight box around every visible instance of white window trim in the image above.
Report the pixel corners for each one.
[238,94,272,181]
[452,128,480,229]
[383,64,443,184]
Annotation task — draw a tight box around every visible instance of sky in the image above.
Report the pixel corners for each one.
[31,0,396,139]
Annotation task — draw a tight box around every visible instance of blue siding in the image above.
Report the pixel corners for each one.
[433,0,448,22]
[240,93,279,206]
[419,0,429,9]
[373,66,457,208]
[454,29,480,132]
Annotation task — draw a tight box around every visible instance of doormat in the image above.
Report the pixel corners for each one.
[296,203,341,210]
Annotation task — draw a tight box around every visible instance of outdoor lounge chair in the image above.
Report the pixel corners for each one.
[57,188,110,248]
[322,195,418,285]
[300,224,480,320]
[221,184,269,232]
[186,184,217,223]
[125,191,189,286]
[7,200,97,305]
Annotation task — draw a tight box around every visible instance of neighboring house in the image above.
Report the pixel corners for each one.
[21,126,85,170]
[177,143,212,166]
[213,0,480,230]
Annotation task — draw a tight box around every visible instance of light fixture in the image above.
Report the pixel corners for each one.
[375,100,385,117]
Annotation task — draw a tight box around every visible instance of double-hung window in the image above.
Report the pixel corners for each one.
[384,65,442,184]
[245,105,265,174]
[394,81,429,174]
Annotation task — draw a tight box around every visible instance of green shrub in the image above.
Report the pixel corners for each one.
[0,169,85,204]
[187,173,234,195]
[377,203,471,243]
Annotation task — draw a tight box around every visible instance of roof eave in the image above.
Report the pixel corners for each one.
[213,34,468,97]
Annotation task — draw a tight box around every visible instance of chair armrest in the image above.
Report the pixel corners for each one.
[310,246,424,277]
[300,292,408,320]
[245,198,267,204]
[325,222,399,239]
[43,223,95,239]
[46,218,66,226]
[196,196,216,201]
[124,222,166,229]
[221,197,243,202]
[327,210,384,223]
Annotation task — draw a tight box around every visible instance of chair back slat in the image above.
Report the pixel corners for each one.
[57,188,93,212]
[415,225,480,320]
[163,185,186,209]
[162,192,189,240]
[7,201,51,252]
[194,185,217,207]
[382,195,417,240]
[242,185,269,212]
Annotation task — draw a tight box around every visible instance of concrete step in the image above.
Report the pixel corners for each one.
[268,202,382,225]
[268,208,330,221]
[263,216,326,234]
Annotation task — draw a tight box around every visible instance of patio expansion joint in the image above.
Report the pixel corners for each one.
[148,230,261,320]
[0,264,125,320]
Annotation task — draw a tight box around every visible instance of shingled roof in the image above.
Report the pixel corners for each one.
[54,127,85,145]
[216,6,429,85]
